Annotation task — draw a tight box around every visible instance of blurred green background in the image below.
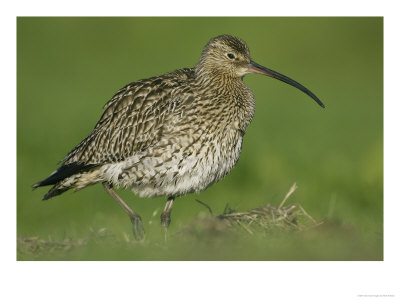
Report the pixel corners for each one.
[17,17,383,260]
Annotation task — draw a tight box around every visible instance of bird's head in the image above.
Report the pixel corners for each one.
[196,35,252,78]
[196,34,325,108]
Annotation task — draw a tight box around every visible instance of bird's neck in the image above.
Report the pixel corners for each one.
[193,66,255,128]
[194,66,244,92]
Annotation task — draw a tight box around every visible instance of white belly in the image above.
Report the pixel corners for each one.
[99,132,243,198]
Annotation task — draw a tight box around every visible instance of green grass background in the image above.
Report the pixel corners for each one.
[17,17,383,260]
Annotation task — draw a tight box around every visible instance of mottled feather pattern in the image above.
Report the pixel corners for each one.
[63,69,196,165]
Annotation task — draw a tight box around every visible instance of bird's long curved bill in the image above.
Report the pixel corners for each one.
[248,61,325,108]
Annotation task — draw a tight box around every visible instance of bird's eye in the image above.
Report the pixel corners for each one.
[227,53,235,59]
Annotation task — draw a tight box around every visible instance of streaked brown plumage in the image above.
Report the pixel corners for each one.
[33,35,324,240]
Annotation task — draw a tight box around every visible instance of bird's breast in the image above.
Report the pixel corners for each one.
[101,126,244,198]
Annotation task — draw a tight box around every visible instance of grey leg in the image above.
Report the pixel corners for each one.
[103,182,145,241]
[160,196,175,229]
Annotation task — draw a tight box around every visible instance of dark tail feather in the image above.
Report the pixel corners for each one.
[32,162,98,200]
[42,185,70,200]
[32,163,97,189]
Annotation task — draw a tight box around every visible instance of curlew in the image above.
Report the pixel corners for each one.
[33,35,324,240]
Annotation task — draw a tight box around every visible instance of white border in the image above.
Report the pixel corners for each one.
[3,0,399,299]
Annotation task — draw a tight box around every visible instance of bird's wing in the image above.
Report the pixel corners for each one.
[62,69,196,166]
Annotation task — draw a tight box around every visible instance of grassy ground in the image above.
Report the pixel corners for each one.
[17,183,381,260]
[17,17,383,260]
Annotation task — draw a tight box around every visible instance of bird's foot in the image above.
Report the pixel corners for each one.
[130,215,145,241]
[160,212,171,229]
[160,213,171,242]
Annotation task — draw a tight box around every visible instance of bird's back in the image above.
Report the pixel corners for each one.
[64,68,196,166]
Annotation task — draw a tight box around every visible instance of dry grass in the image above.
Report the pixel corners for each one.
[17,228,116,258]
[216,182,322,234]
[184,182,322,237]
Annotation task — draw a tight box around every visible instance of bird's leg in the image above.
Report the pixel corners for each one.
[161,197,175,228]
[102,182,145,241]
[160,197,175,240]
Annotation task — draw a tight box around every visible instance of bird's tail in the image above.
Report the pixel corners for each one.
[32,163,98,200]
[32,179,72,200]
[41,184,71,200]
